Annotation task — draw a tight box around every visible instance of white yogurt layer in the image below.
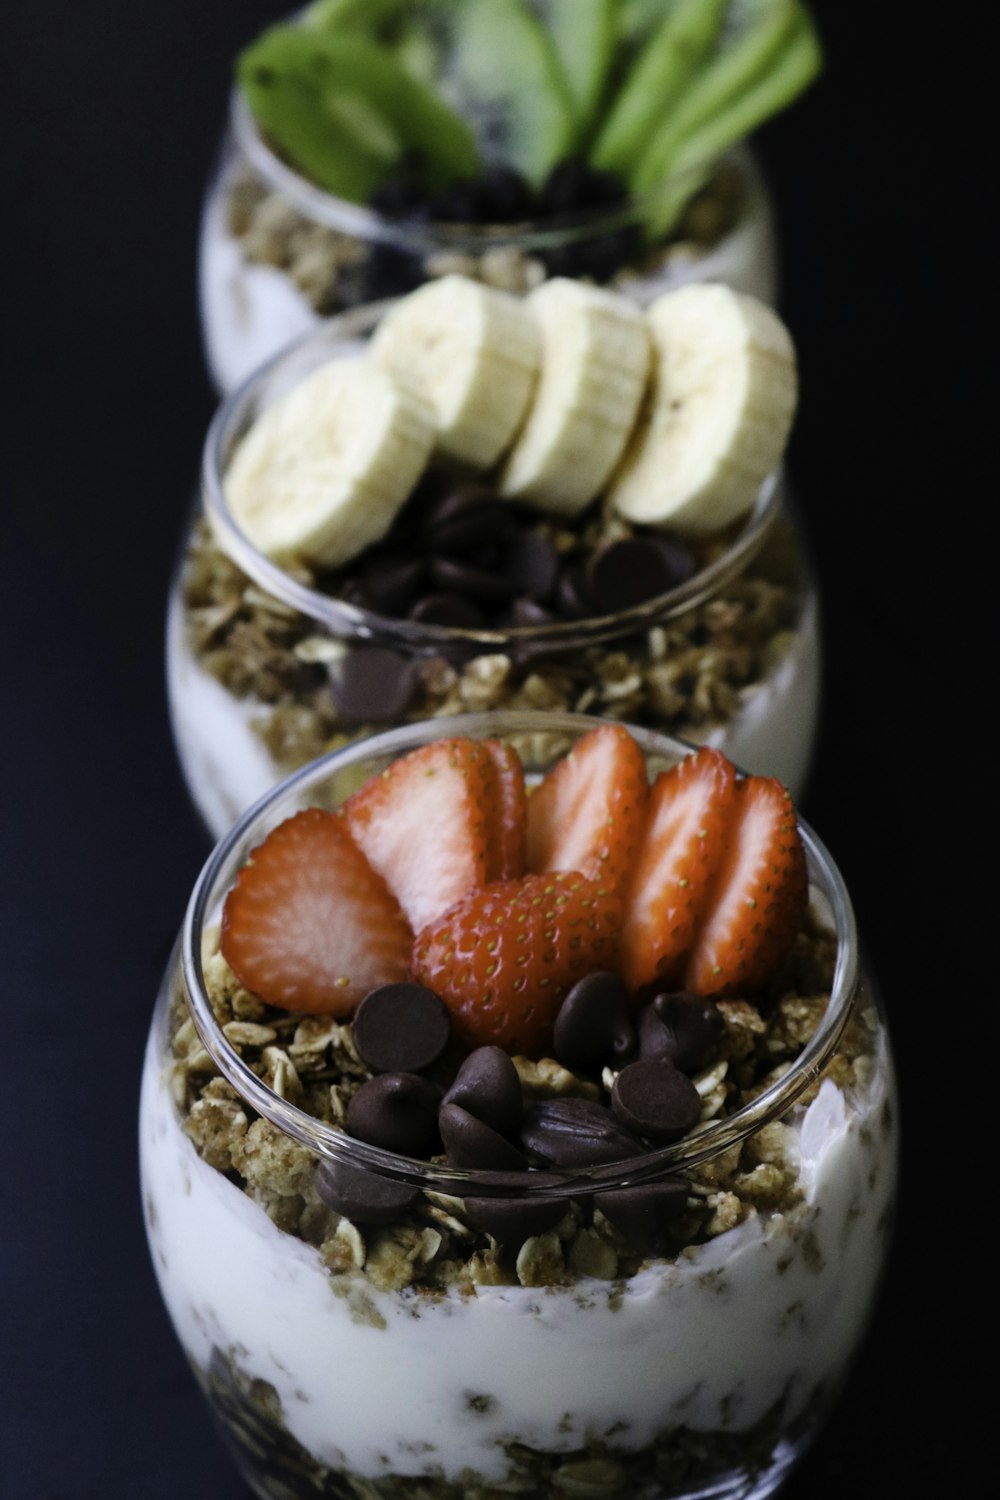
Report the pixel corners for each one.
[167,572,820,843]
[140,1021,896,1486]
[199,147,778,396]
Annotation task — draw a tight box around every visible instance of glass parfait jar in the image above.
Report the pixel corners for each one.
[140,709,898,1500]
[200,11,779,394]
[168,302,821,843]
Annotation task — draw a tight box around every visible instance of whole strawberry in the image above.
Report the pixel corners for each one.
[411,872,623,1055]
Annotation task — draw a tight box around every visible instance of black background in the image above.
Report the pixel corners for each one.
[3,4,993,1497]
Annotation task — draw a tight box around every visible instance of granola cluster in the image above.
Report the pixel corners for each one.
[167,911,879,1300]
[181,514,803,780]
[223,159,745,316]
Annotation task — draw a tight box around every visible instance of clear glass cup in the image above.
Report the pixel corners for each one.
[168,302,821,842]
[199,5,779,394]
[140,709,898,1500]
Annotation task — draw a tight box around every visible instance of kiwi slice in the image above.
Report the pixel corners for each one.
[631,0,816,196]
[239,23,481,200]
[451,0,576,186]
[591,0,730,175]
[541,0,618,142]
[238,26,395,201]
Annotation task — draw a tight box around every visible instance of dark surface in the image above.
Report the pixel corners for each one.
[3,4,990,1497]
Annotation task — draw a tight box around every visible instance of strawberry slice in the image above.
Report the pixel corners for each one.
[220,808,413,1015]
[616,746,736,996]
[483,738,527,881]
[341,737,496,933]
[411,871,623,1055]
[684,774,808,997]
[525,723,650,901]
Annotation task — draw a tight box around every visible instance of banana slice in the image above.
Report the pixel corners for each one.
[368,274,541,469]
[607,283,797,536]
[223,358,435,569]
[496,277,650,517]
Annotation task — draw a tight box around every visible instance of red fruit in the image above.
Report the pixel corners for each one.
[683,774,808,996]
[483,738,527,880]
[616,746,736,995]
[525,723,650,901]
[411,871,623,1054]
[341,738,496,933]
[220,808,413,1015]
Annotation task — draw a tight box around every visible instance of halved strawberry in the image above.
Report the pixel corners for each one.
[616,746,736,996]
[341,737,498,934]
[525,723,650,901]
[483,738,527,880]
[684,774,808,996]
[220,808,413,1015]
[411,871,623,1055]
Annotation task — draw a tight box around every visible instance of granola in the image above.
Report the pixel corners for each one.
[180,512,804,783]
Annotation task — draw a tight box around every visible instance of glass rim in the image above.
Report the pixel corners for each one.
[180,709,860,1201]
[228,83,746,254]
[200,299,785,654]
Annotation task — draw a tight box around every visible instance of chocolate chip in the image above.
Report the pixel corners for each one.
[499,598,560,629]
[357,551,426,614]
[552,972,636,1076]
[439,1102,529,1170]
[423,487,512,556]
[428,555,517,603]
[463,1171,568,1248]
[441,1046,522,1138]
[314,1157,419,1226]
[520,1098,644,1167]
[595,1179,688,1256]
[502,530,559,602]
[346,1073,441,1156]
[351,983,451,1075]
[637,991,725,1073]
[585,537,682,614]
[408,593,487,628]
[554,561,593,620]
[328,645,418,723]
[610,1059,702,1144]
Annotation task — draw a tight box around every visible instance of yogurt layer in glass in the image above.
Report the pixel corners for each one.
[168,297,821,842]
[140,710,897,1500]
[198,0,824,392]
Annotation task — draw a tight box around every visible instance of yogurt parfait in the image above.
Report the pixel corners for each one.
[201,0,823,391]
[140,710,897,1500]
[170,272,821,840]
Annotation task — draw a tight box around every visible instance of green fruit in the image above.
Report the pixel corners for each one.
[239,22,481,201]
[591,0,730,175]
[452,0,577,185]
[238,26,395,201]
[542,0,618,141]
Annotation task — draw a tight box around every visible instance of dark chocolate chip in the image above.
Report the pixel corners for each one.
[610,1059,702,1144]
[346,1072,441,1156]
[357,551,426,615]
[352,983,451,1075]
[502,530,559,602]
[520,1098,644,1167]
[645,533,697,588]
[314,1157,419,1227]
[429,555,517,603]
[554,561,594,620]
[585,537,681,614]
[408,593,487,628]
[595,1179,688,1256]
[423,487,512,555]
[637,991,725,1073]
[439,1102,529,1170]
[328,645,418,723]
[441,1046,523,1138]
[463,1171,568,1248]
[552,971,636,1076]
[499,598,560,629]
